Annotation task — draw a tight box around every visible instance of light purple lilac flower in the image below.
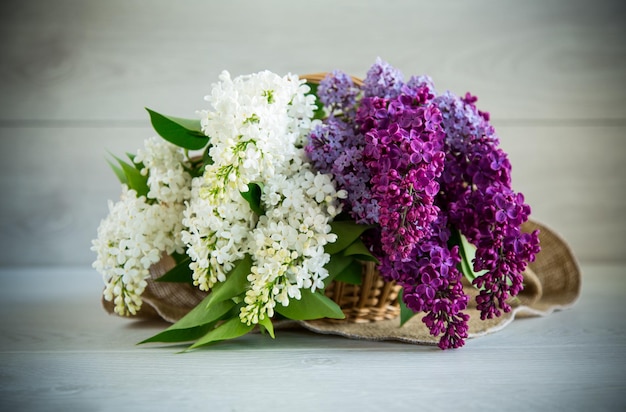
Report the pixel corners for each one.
[317,70,359,113]
[363,57,404,99]
[305,118,349,173]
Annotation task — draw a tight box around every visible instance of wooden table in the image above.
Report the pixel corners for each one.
[0,264,624,411]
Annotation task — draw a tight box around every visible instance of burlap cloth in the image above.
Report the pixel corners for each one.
[103,219,581,345]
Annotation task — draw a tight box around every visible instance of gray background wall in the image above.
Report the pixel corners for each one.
[1,0,624,267]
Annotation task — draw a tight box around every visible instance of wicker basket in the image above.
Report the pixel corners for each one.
[324,261,402,323]
[303,72,364,87]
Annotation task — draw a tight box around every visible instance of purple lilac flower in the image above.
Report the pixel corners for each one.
[404,75,436,95]
[434,91,497,156]
[363,57,404,99]
[381,215,469,349]
[436,91,541,320]
[305,110,379,224]
[448,186,540,319]
[305,59,540,349]
[357,85,445,261]
[317,70,359,113]
[305,118,351,173]
[331,132,380,224]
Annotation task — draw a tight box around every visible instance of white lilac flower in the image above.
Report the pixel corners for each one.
[133,136,192,204]
[92,138,191,316]
[198,70,317,199]
[91,186,187,316]
[181,176,256,291]
[179,70,344,326]
[239,164,344,325]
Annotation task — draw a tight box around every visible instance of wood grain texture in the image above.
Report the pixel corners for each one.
[0,2,624,262]
[0,264,624,411]
[0,0,624,122]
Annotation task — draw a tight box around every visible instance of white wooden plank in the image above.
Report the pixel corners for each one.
[496,124,626,263]
[0,0,624,122]
[0,264,624,412]
[0,347,623,412]
[0,126,148,266]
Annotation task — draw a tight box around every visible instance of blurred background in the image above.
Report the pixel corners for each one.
[0,0,624,268]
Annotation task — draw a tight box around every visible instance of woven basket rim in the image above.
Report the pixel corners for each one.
[302,72,364,87]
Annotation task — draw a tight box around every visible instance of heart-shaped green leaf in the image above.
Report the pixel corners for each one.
[333,260,363,285]
[342,238,379,263]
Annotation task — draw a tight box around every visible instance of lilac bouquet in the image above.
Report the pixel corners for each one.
[93,60,540,351]
[305,59,541,349]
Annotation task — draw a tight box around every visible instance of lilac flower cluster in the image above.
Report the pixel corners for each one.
[357,88,446,262]
[380,215,470,349]
[436,92,541,320]
[305,59,540,349]
[363,57,404,99]
[309,68,447,262]
[306,118,379,224]
[317,70,359,113]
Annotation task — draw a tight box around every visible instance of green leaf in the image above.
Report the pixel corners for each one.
[155,256,193,283]
[399,288,417,326]
[342,238,379,263]
[460,233,489,277]
[452,228,489,284]
[202,145,214,166]
[106,158,128,185]
[258,316,275,339]
[240,182,265,216]
[306,81,319,96]
[305,81,326,120]
[323,253,353,285]
[459,252,474,283]
[325,221,375,255]
[139,297,235,344]
[170,251,189,264]
[164,116,203,133]
[188,317,255,350]
[146,108,209,150]
[275,289,345,321]
[205,255,253,307]
[140,323,216,344]
[111,154,149,197]
[333,260,363,285]
[125,152,137,164]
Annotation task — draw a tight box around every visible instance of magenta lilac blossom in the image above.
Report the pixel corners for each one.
[357,86,446,262]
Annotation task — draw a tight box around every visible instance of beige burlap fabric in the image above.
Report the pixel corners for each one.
[102,219,581,344]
